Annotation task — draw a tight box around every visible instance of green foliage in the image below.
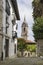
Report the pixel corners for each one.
[32,0,43,19]
[33,17,43,40]
[17,38,26,51]
[26,45,36,52]
[17,38,27,56]
[32,0,43,40]
[17,38,36,52]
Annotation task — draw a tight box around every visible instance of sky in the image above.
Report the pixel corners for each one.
[17,0,35,41]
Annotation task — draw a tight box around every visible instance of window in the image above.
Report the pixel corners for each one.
[6,0,10,15]
[6,16,8,23]
[24,28,25,32]
[16,24,18,30]
[6,16,8,34]
[6,27,7,34]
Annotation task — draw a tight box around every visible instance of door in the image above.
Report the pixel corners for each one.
[5,39,9,57]
[14,44,16,54]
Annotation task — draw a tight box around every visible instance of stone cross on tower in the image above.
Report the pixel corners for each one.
[21,17,28,40]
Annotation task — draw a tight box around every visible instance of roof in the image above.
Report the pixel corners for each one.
[17,38,36,44]
[22,22,28,27]
[25,40,36,44]
[17,38,25,41]
[11,0,20,20]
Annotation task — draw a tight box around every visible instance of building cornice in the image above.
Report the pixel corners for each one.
[11,0,20,20]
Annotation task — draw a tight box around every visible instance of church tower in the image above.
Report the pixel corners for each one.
[21,17,28,40]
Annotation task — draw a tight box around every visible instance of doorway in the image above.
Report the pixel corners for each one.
[14,44,16,54]
[5,39,9,57]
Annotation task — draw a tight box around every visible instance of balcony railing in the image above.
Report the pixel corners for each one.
[12,31,17,39]
[12,19,16,25]
[6,22,9,28]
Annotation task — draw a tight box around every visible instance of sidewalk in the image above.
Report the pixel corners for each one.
[0,58,15,65]
[0,57,43,65]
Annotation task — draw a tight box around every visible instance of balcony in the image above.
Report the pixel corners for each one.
[12,19,16,25]
[6,22,9,28]
[12,31,17,39]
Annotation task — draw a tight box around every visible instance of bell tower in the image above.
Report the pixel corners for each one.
[21,17,28,40]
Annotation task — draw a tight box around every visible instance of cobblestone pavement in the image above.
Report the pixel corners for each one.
[0,57,43,65]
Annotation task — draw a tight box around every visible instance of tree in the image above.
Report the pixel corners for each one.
[17,38,26,56]
[33,17,43,40]
[32,0,43,41]
[32,0,43,19]
[26,45,36,52]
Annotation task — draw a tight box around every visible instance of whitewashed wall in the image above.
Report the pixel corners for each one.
[0,0,18,59]
[2,0,6,60]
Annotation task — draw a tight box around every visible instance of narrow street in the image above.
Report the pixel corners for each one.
[0,0,43,65]
[0,57,43,65]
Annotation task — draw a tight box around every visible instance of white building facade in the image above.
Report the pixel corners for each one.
[0,0,20,60]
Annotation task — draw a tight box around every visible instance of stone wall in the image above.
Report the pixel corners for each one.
[37,39,43,56]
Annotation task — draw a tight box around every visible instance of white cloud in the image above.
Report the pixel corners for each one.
[17,0,34,41]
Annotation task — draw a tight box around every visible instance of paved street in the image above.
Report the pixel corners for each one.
[0,57,43,65]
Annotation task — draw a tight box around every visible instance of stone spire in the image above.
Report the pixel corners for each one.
[21,17,28,40]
